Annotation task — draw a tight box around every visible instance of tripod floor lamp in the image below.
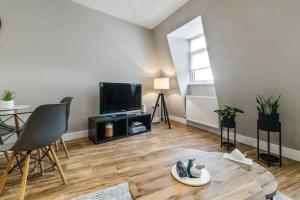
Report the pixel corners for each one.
[151,77,171,129]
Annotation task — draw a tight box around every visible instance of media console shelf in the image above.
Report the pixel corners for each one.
[88,113,151,144]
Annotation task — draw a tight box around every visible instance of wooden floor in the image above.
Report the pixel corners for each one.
[0,121,300,199]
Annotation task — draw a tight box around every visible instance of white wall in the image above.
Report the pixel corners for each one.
[0,0,159,132]
[153,0,300,150]
[188,85,216,97]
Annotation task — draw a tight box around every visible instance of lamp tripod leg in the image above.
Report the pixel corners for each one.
[160,92,163,122]
[161,94,171,129]
[151,94,161,122]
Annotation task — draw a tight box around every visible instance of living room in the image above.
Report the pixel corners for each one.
[0,0,299,199]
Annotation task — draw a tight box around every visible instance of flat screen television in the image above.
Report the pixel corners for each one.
[100,82,142,115]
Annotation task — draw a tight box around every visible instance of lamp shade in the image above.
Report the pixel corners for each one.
[154,77,169,90]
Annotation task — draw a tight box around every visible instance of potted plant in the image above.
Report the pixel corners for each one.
[256,95,280,131]
[214,105,244,128]
[1,90,15,109]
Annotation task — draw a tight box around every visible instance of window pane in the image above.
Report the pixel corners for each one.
[194,68,213,82]
[191,51,210,69]
[190,36,207,52]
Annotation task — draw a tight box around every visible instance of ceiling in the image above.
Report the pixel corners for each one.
[168,16,204,39]
[70,0,189,29]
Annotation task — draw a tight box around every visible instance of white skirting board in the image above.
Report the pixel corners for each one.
[59,116,300,162]
[169,115,300,162]
[62,130,88,141]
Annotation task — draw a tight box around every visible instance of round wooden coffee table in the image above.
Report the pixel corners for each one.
[128,148,277,200]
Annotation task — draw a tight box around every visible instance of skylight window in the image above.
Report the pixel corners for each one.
[189,35,213,83]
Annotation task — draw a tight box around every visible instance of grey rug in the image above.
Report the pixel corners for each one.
[73,183,132,200]
[73,182,293,200]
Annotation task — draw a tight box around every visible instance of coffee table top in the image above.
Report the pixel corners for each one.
[128,148,277,200]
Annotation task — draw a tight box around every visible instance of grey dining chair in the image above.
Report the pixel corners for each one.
[0,103,67,200]
[54,97,73,158]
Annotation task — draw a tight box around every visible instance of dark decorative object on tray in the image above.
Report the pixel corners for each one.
[176,159,205,179]
[214,105,244,151]
[176,161,188,177]
[256,95,282,167]
[187,159,195,177]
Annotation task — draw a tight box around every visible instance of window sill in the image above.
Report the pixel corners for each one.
[188,82,214,86]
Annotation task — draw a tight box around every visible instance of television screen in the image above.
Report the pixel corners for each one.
[100,82,142,115]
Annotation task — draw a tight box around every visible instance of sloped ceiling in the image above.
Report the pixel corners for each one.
[153,0,300,151]
[70,0,189,29]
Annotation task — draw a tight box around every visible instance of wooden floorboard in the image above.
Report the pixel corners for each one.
[0,121,299,199]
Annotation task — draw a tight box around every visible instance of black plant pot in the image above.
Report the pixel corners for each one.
[258,113,280,132]
[221,117,236,128]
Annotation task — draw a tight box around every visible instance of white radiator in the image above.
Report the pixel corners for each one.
[186,95,219,128]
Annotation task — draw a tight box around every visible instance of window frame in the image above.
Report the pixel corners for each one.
[189,35,214,84]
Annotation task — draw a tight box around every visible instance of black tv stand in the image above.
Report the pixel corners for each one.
[110,112,137,118]
[88,112,151,144]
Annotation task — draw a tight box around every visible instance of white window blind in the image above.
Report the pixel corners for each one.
[189,35,213,83]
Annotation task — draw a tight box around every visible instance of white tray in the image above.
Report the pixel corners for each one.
[171,164,211,187]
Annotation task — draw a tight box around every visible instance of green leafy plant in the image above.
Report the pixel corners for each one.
[214,105,244,119]
[256,95,280,116]
[1,90,15,101]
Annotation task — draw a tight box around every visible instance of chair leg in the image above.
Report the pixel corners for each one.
[60,137,70,159]
[55,142,59,152]
[4,152,10,162]
[37,149,44,175]
[19,152,30,200]
[0,137,10,162]
[44,146,57,170]
[44,146,53,161]
[0,152,16,192]
[49,146,67,185]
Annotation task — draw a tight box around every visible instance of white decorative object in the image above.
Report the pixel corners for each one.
[171,163,211,186]
[230,149,246,161]
[223,149,253,171]
[142,104,147,113]
[0,100,14,109]
[190,162,205,178]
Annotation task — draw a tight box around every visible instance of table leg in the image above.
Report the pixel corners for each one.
[14,114,21,136]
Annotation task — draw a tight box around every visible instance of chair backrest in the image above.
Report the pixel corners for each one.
[11,104,67,152]
[60,97,73,131]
